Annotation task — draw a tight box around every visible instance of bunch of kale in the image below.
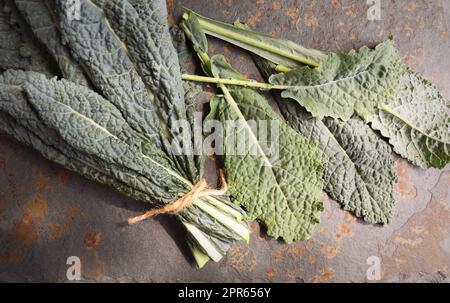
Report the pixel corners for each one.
[0,0,250,268]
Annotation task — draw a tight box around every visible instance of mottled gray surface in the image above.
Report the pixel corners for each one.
[0,0,449,282]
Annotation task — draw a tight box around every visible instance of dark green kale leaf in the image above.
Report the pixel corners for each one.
[0,0,57,75]
[13,0,90,85]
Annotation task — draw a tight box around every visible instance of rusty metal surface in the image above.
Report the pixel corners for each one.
[0,0,449,282]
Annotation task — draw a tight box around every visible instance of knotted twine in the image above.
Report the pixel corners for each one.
[128,170,228,225]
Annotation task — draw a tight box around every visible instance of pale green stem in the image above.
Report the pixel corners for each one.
[195,17,320,68]
[179,21,210,65]
[194,199,250,242]
[182,74,291,90]
[179,21,252,248]
[275,65,292,73]
[203,196,243,221]
[183,222,223,262]
[187,241,210,268]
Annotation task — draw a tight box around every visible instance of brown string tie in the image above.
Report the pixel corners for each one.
[128,170,228,225]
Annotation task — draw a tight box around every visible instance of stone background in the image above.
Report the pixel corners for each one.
[0,0,449,282]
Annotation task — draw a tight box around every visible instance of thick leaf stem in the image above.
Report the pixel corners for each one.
[180,13,252,263]
[182,74,291,90]
[193,16,320,68]
[275,65,292,73]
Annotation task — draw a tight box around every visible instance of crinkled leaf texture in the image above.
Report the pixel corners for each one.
[181,12,323,242]
[270,41,401,121]
[187,11,450,169]
[255,58,397,224]
[317,117,397,224]
[368,72,450,169]
[55,0,198,181]
[283,106,397,224]
[0,0,56,75]
[270,40,450,169]
[0,2,251,265]
[0,70,187,202]
[0,84,157,204]
[0,1,30,70]
[208,56,324,242]
[13,0,90,85]
[182,8,325,241]
[0,69,246,245]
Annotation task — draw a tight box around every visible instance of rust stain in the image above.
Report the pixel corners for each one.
[303,12,319,28]
[250,222,258,231]
[272,242,308,264]
[15,213,38,242]
[223,44,233,57]
[228,245,256,274]
[336,19,345,29]
[25,195,48,221]
[315,226,327,235]
[220,0,234,18]
[0,210,41,262]
[272,0,281,11]
[287,243,307,261]
[306,239,316,250]
[402,2,418,13]
[393,236,423,247]
[273,248,283,263]
[166,0,175,26]
[81,246,106,280]
[331,0,341,9]
[84,250,107,280]
[284,268,302,282]
[381,172,450,278]
[33,166,50,193]
[284,6,301,30]
[79,230,106,280]
[57,170,71,186]
[320,243,339,259]
[308,254,317,264]
[395,159,417,199]
[246,1,265,28]
[0,166,50,262]
[312,268,334,283]
[266,267,277,279]
[343,5,357,17]
[20,166,49,221]
[344,211,357,225]
[61,204,85,222]
[0,215,38,262]
[47,223,64,241]
[334,223,354,241]
[84,232,102,249]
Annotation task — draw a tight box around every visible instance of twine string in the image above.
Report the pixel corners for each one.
[128,170,227,225]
